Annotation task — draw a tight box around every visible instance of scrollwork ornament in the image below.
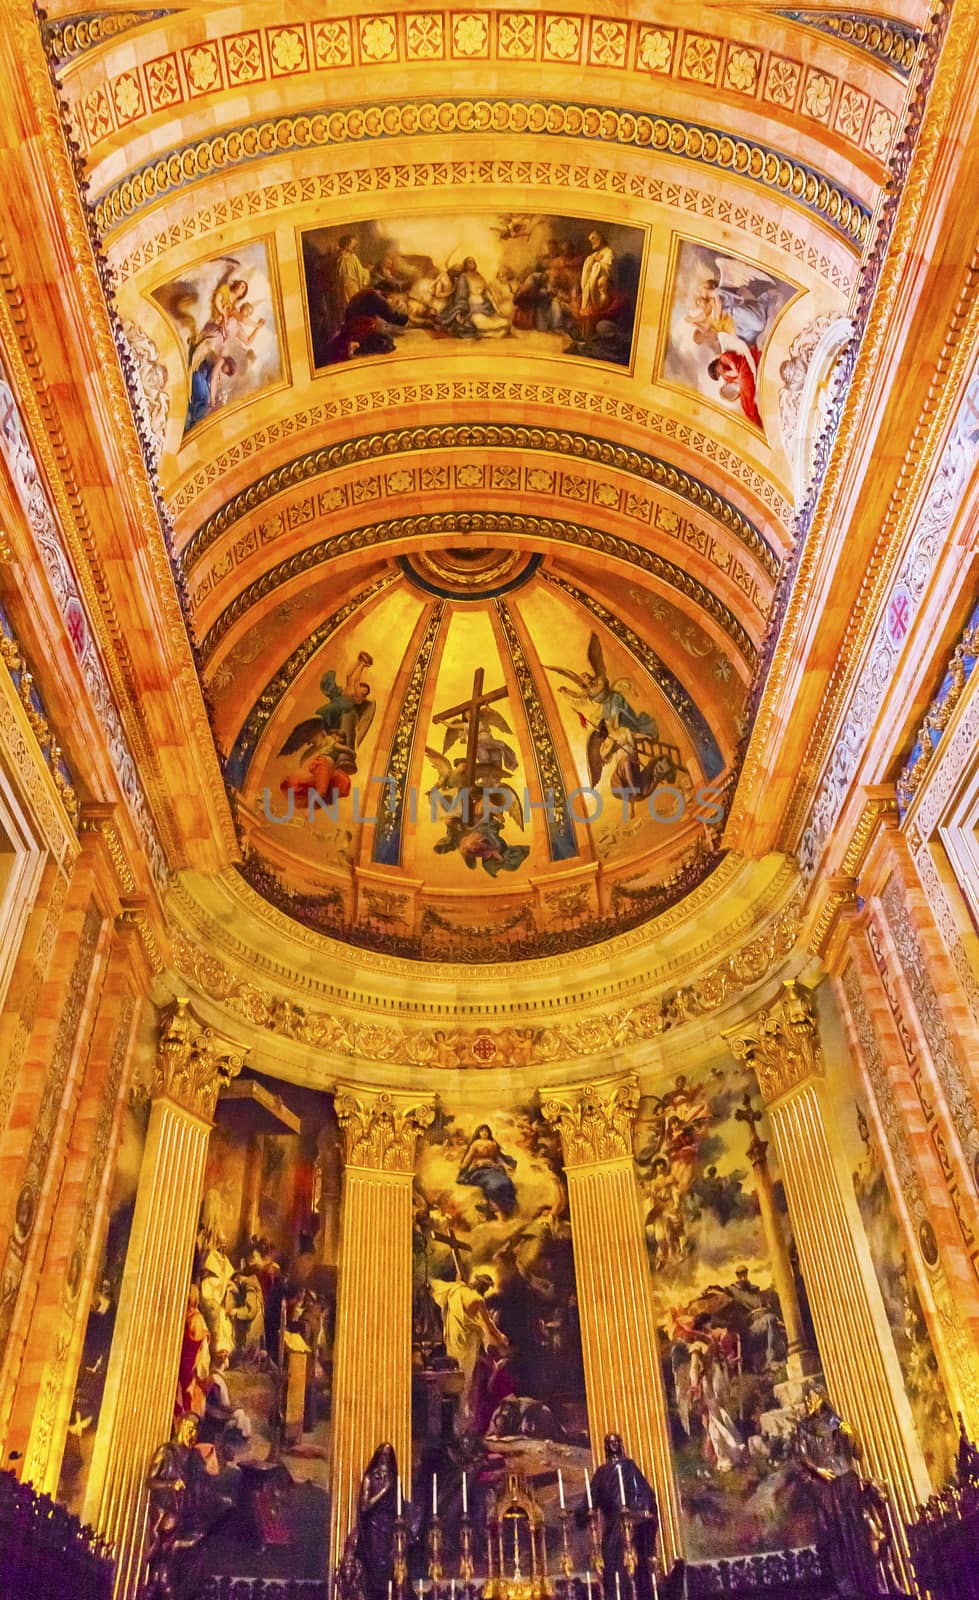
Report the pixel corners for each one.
[725,980,823,1104]
[542,1075,640,1166]
[154,997,246,1120]
[335,1088,435,1172]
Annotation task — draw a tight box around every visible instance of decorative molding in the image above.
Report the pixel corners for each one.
[90,100,871,250]
[898,596,979,817]
[725,978,823,1102]
[334,1087,434,1172]
[0,602,78,826]
[79,811,137,895]
[154,997,246,1121]
[542,1075,640,1166]
[201,510,758,669]
[182,423,778,583]
[42,10,174,68]
[807,880,858,958]
[776,11,920,75]
[839,793,900,878]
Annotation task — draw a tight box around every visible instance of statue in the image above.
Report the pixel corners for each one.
[354,1441,403,1600]
[335,1529,370,1600]
[142,1412,233,1600]
[795,1389,895,1597]
[585,1433,659,1600]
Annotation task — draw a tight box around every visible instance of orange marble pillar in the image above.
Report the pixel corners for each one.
[726,982,932,1526]
[329,1087,434,1577]
[13,913,149,1488]
[542,1076,682,1570]
[82,1000,245,1600]
[834,920,979,1431]
[0,822,119,1449]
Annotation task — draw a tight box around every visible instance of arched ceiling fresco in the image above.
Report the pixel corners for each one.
[42,0,926,963]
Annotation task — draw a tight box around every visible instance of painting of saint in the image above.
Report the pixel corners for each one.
[300,212,644,371]
[424,670,530,875]
[151,240,285,437]
[635,1068,821,1561]
[278,649,376,807]
[661,239,796,434]
[546,631,690,812]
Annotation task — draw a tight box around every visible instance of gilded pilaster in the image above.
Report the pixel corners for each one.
[14,916,148,1488]
[82,1000,245,1600]
[541,1076,682,1568]
[330,1086,435,1575]
[726,982,931,1522]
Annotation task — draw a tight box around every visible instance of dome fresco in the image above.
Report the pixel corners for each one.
[221,545,747,961]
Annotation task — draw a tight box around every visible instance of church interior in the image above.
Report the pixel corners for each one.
[1,1,979,1596]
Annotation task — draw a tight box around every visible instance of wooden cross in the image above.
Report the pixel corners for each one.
[430,1224,472,1280]
[432,667,509,791]
[734,1091,767,1162]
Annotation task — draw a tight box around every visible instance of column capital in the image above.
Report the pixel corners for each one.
[154,998,246,1121]
[724,980,823,1104]
[334,1085,434,1172]
[542,1074,639,1166]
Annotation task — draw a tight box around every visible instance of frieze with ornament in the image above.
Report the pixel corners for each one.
[0,604,77,824]
[58,10,904,170]
[201,511,758,669]
[89,99,872,249]
[897,596,979,816]
[181,423,778,581]
[168,891,803,1064]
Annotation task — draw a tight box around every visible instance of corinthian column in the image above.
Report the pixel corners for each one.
[541,1077,682,1568]
[83,999,245,1600]
[330,1086,435,1576]
[726,981,931,1523]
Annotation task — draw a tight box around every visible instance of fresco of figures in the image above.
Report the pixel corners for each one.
[57,1092,150,1512]
[660,239,796,434]
[850,1105,956,1487]
[300,212,644,370]
[151,239,285,437]
[170,1075,341,1583]
[634,1068,821,1561]
[411,1100,591,1567]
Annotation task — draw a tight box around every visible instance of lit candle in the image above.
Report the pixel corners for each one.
[652,1563,659,1600]
[462,1471,468,1516]
[558,1469,565,1510]
[432,1473,438,1517]
[585,1467,593,1511]
[397,1476,402,1518]
[451,1583,456,1600]
[388,1583,392,1600]
[617,1463,626,1508]
[615,1575,622,1600]
[586,1573,593,1600]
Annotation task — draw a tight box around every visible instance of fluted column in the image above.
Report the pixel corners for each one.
[541,1076,682,1568]
[726,982,931,1524]
[330,1086,435,1576]
[82,999,245,1600]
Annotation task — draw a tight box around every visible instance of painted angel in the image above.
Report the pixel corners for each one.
[686,257,782,358]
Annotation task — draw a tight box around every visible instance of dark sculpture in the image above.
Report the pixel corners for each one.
[142,1412,233,1600]
[795,1389,898,1598]
[354,1441,403,1600]
[586,1432,659,1600]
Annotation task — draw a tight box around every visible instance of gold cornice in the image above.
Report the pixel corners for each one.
[728,0,979,845]
[724,978,823,1103]
[542,1074,639,1166]
[91,98,871,251]
[0,626,78,828]
[806,880,859,959]
[838,792,900,878]
[3,2,237,865]
[201,508,759,668]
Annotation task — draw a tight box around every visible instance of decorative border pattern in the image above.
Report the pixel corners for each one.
[182,423,778,578]
[776,11,920,76]
[898,596,979,816]
[168,373,800,530]
[0,604,77,824]
[89,99,873,249]
[372,602,444,864]
[58,13,901,177]
[199,510,759,669]
[496,598,576,861]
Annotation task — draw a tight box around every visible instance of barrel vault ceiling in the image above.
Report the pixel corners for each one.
[41,1,927,971]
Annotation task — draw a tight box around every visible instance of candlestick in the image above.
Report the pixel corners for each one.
[617,1463,626,1508]
[616,1575,622,1600]
[585,1467,593,1511]
[433,1473,438,1517]
[388,1582,392,1600]
[586,1573,593,1600]
[462,1471,468,1516]
[558,1468,565,1510]
[397,1476,402,1518]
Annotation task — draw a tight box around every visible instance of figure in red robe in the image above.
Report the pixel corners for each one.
[707,350,763,428]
